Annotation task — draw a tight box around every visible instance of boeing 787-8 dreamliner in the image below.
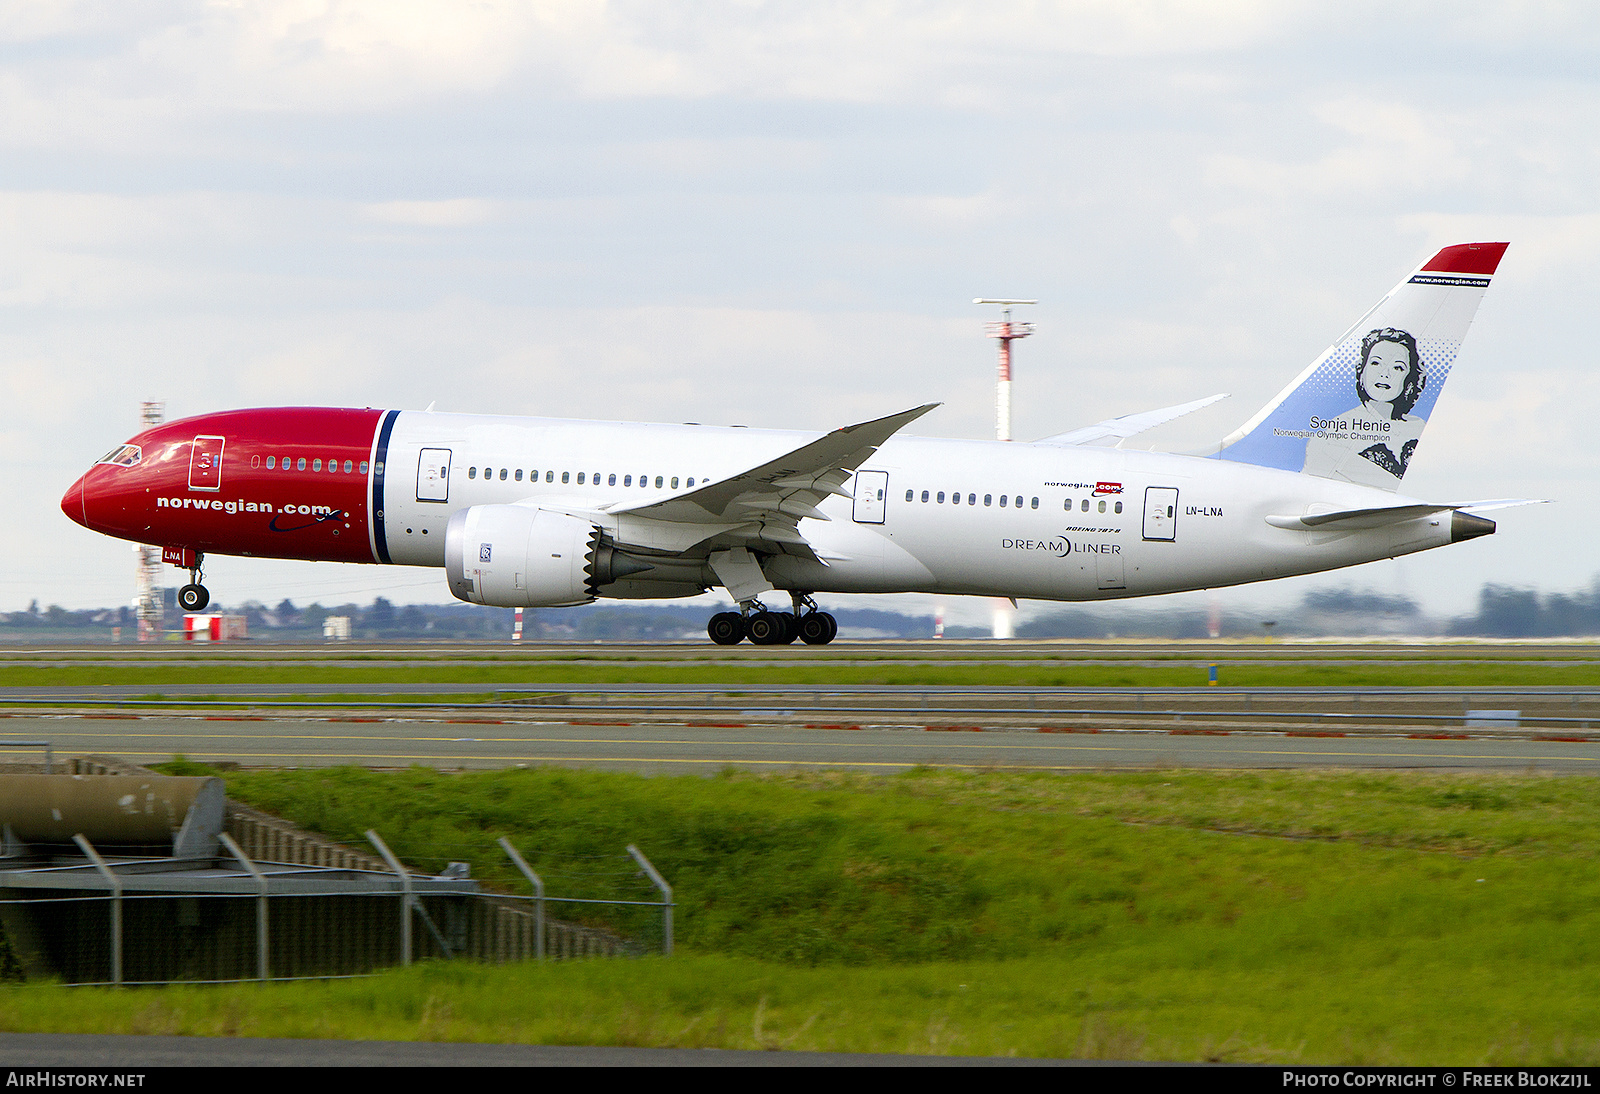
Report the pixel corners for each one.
[63,242,1525,644]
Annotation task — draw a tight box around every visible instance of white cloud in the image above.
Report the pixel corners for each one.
[8,3,1600,615]
[359,198,502,227]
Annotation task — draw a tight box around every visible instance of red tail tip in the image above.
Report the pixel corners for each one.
[1421,242,1509,276]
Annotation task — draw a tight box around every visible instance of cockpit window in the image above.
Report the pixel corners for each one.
[96,444,141,468]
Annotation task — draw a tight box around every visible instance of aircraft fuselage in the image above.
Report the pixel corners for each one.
[62,405,1484,605]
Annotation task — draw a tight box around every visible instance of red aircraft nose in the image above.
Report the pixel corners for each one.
[61,474,88,530]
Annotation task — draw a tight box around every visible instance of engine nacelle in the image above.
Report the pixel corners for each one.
[445,505,605,607]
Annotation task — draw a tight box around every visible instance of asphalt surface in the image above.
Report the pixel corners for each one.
[6,713,1600,772]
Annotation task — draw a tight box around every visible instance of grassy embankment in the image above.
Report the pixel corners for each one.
[8,658,1600,693]
[4,766,1600,1062]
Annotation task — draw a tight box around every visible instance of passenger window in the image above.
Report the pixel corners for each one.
[984,494,992,506]
[546,471,554,483]
[1098,500,1106,513]
[266,456,275,469]
[251,455,260,469]
[905,489,913,502]
[1032,497,1039,509]
[1115,501,1123,514]
[626,475,634,487]
[687,478,695,487]
[360,461,369,475]
[608,474,616,486]
[562,472,570,484]
[968,493,975,505]
[515,469,523,481]
[344,460,354,473]
[1081,499,1089,512]
[671,477,679,489]
[312,459,322,472]
[936,491,944,503]
[577,472,585,484]
[1015,497,1023,508]
[1000,495,1007,507]
[921,490,929,503]
[469,467,477,479]
[500,468,508,481]
[655,476,663,488]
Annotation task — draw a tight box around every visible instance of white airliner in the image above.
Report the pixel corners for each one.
[63,242,1522,644]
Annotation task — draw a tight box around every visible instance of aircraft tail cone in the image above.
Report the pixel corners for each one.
[1451,511,1496,543]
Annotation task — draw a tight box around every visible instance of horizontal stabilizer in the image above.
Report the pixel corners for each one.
[1265,504,1454,530]
[1456,498,1550,514]
[1267,497,1547,531]
[1036,394,1228,447]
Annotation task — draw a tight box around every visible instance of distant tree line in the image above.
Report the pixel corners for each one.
[5,578,1600,640]
[1445,580,1600,638]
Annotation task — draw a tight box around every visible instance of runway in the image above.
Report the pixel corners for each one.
[6,640,1600,773]
[7,713,1600,773]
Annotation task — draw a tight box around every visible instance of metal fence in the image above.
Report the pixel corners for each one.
[0,841,669,986]
[0,755,675,986]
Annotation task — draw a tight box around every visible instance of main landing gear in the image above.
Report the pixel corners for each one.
[177,552,210,613]
[707,593,838,646]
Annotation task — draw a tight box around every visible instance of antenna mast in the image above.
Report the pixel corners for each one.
[974,299,1036,441]
[974,299,1036,640]
[135,401,165,642]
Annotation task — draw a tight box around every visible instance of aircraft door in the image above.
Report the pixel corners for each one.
[852,470,888,524]
[1143,487,1178,541]
[188,436,225,492]
[417,448,452,503]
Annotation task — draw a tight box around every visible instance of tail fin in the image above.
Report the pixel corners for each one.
[1214,242,1508,490]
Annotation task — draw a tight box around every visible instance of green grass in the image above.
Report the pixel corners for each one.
[3,953,1598,1062]
[8,766,1600,1061]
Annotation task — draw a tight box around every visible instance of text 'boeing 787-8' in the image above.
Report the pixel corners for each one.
[63,242,1531,644]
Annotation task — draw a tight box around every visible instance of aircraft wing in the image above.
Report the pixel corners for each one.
[572,404,939,559]
[1034,394,1228,447]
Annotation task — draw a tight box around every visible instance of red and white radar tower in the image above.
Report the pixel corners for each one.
[135,401,166,641]
[975,299,1035,640]
[974,298,1036,442]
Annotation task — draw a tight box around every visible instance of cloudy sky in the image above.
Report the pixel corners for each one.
[7,2,1598,624]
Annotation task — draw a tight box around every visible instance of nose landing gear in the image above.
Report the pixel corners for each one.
[176,552,210,613]
[705,593,837,646]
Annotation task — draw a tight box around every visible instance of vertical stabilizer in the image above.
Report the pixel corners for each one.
[1214,242,1508,490]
